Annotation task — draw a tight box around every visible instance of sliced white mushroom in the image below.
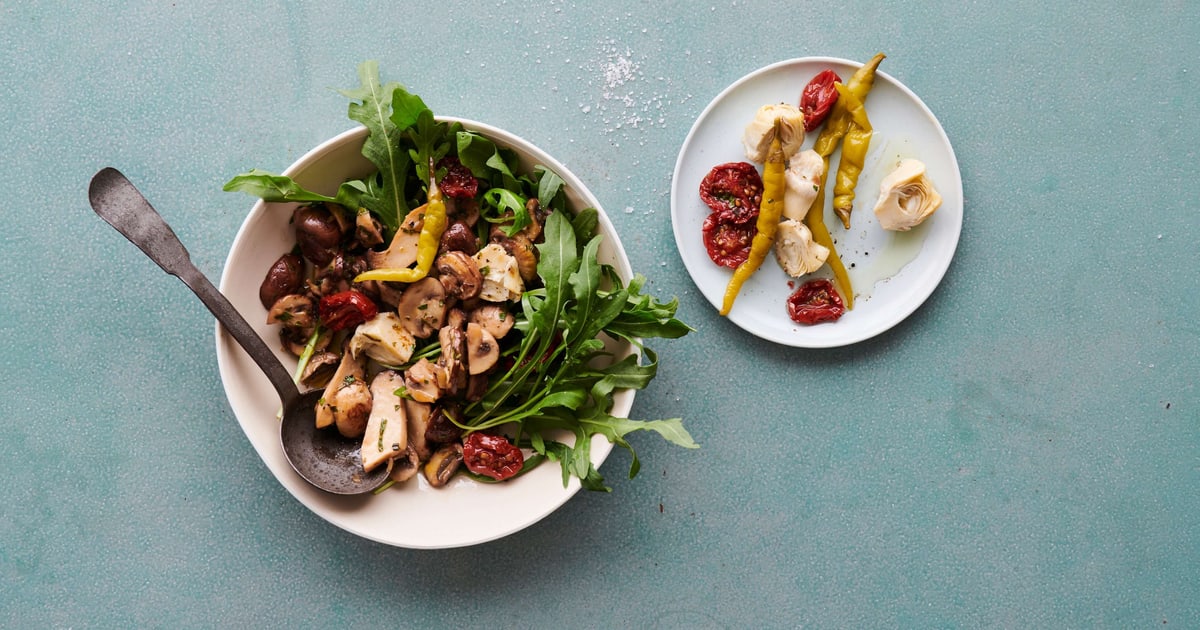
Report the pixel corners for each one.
[348,312,417,366]
[315,348,366,430]
[298,351,339,389]
[394,276,447,338]
[403,399,433,461]
[266,294,316,328]
[468,304,514,340]
[872,159,942,231]
[773,219,830,277]
[388,444,420,483]
[404,358,442,403]
[435,251,482,300]
[473,243,524,302]
[742,103,806,163]
[436,326,467,396]
[782,150,825,222]
[422,443,463,488]
[366,205,425,270]
[360,371,408,473]
[334,378,371,438]
[354,208,385,249]
[466,322,499,375]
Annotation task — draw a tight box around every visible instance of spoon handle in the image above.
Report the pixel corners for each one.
[88,167,301,405]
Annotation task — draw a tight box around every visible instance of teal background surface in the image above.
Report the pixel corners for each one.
[2,1,1197,627]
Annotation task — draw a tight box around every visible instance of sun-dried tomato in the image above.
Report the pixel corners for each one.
[698,162,762,224]
[437,156,479,199]
[462,432,524,481]
[786,279,845,325]
[800,69,842,132]
[701,212,756,269]
[318,289,377,331]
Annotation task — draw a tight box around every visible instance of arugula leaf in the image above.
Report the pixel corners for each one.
[390,85,429,132]
[338,60,411,231]
[605,280,694,341]
[535,166,565,210]
[540,440,610,492]
[534,387,588,411]
[570,208,600,247]
[482,188,528,228]
[222,169,366,209]
[529,211,578,339]
[406,109,451,186]
[458,131,532,235]
[580,412,699,450]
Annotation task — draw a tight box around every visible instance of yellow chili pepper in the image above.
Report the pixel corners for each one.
[721,121,785,316]
[355,158,448,284]
[804,179,854,310]
[831,83,873,229]
[802,53,885,310]
[812,53,884,160]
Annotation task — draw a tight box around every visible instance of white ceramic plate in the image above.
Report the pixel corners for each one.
[216,121,632,548]
[671,57,963,347]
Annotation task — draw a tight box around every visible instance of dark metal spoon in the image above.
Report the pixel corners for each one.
[88,167,390,495]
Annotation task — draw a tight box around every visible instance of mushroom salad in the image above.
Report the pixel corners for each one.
[226,62,697,492]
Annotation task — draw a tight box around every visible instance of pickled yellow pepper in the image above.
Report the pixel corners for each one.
[721,120,785,316]
[355,158,448,284]
[831,83,873,229]
[804,52,886,310]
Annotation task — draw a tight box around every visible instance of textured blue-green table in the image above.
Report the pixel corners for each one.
[3,2,1197,627]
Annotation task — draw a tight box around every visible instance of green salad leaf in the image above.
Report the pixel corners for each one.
[339,60,415,231]
[221,169,366,209]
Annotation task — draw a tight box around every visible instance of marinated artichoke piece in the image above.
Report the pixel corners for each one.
[742,103,806,163]
[473,243,524,302]
[782,150,824,222]
[872,159,942,231]
[348,312,416,366]
[773,219,830,277]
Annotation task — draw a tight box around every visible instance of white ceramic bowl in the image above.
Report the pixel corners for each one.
[215,119,632,548]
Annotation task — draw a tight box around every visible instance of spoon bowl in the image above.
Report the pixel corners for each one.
[88,167,389,495]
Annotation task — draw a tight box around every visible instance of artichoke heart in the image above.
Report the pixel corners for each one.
[742,103,806,163]
[782,149,824,222]
[774,219,830,277]
[348,312,417,365]
[473,243,524,302]
[872,159,942,231]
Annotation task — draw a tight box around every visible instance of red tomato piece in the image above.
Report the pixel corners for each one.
[786,279,845,325]
[318,289,378,331]
[437,156,479,199]
[698,162,762,224]
[800,69,843,132]
[701,212,756,269]
[462,432,525,481]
